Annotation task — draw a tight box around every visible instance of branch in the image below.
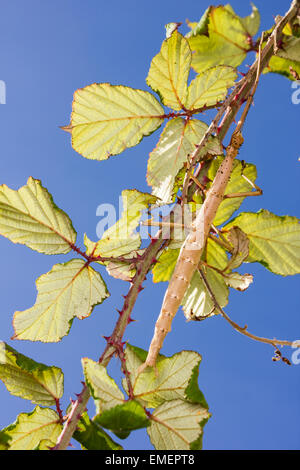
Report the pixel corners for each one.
[197,267,295,349]
[53,234,165,450]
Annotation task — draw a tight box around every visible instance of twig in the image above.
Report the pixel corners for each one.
[197,267,295,349]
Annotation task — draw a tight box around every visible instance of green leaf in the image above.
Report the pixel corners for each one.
[188,6,253,73]
[265,54,300,80]
[0,430,11,450]
[133,350,203,408]
[147,118,222,203]
[207,157,257,226]
[0,177,76,255]
[186,66,237,110]
[185,7,212,38]
[82,358,124,413]
[122,344,148,389]
[227,3,260,37]
[225,226,250,270]
[95,400,149,439]
[224,210,300,275]
[85,190,157,258]
[146,30,191,110]
[13,259,109,342]
[33,439,55,450]
[147,399,210,450]
[68,83,164,160]
[2,407,62,450]
[182,238,229,320]
[0,342,63,405]
[74,412,122,450]
[152,248,179,283]
[222,271,253,291]
[276,36,300,62]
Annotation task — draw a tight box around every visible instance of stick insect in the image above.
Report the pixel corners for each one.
[137,37,264,375]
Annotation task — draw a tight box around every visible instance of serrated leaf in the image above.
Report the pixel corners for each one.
[82,358,124,413]
[0,177,76,255]
[13,259,109,342]
[0,342,63,405]
[147,118,222,203]
[224,210,300,275]
[222,272,253,291]
[95,400,149,439]
[226,226,250,270]
[186,66,237,110]
[147,31,191,110]
[188,6,252,73]
[2,407,62,450]
[147,399,210,450]
[74,412,122,450]
[133,350,203,408]
[85,190,157,258]
[182,238,229,320]
[207,157,257,226]
[69,83,164,160]
[227,3,260,37]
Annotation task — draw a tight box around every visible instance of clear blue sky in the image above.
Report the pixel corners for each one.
[0,0,299,450]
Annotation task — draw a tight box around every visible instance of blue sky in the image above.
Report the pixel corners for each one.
[0,0,299,450]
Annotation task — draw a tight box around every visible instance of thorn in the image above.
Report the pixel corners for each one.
[116,309,123,316]
[128,317,136,323]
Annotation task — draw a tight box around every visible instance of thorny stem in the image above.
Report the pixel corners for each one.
[53,0,300,450]
[53,234,165,450]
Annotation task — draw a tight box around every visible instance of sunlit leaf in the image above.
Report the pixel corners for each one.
[0,177,76,255]
[146,31,191,110]
[34,439,55,450]
[185,7,212,38]
[276,36,300,62]
[82,358,124,414]
[207,157,257,226]
[85,190,157,258]
[133,350,203,408]
[147,118,222,203]
[222,271,253,291]
[152,248,180,283]
[186,66,237,110]
[0,342,63,405]
[188,6,255,73]
[265,54,300,80]
[147,399,210,450]
[2,407,62,450]
[224,210,300,275]
[13,259,109,342]
[74,412,122,450]
[68,83,164,160]
[95,401,149,439]
[226,3,260,37]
